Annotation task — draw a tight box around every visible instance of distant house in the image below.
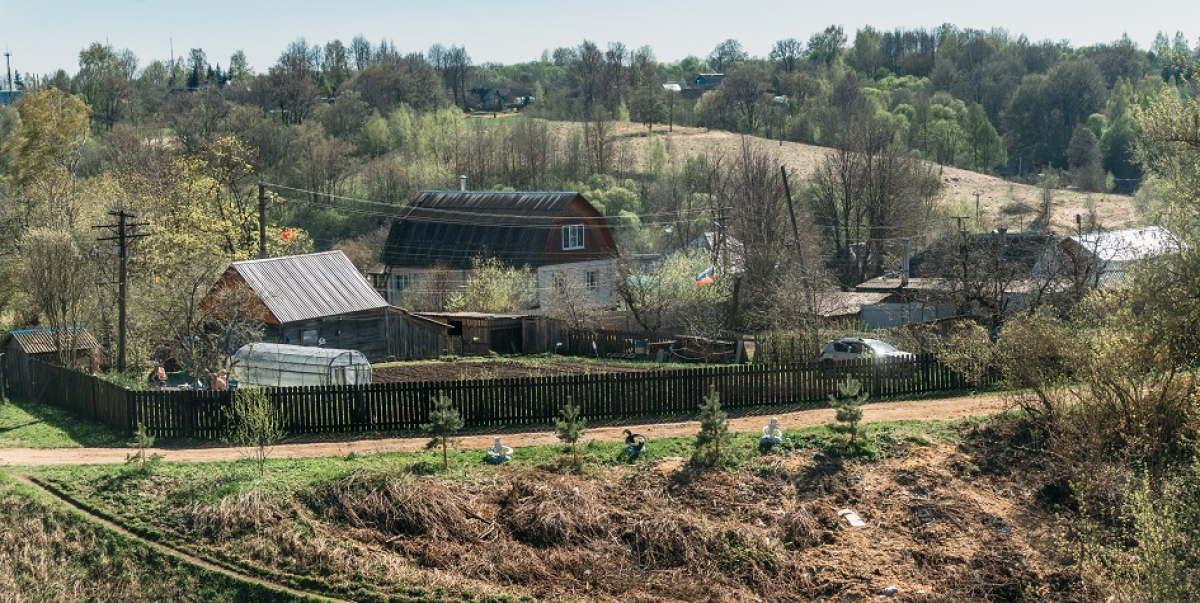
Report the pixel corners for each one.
[1,327,101,397]
[855,231,1059,328]
[693,73,726,89]
[380,190,621,314]
[686,232,745,275]
[1058,226,1182,288]
[202,251,447,362]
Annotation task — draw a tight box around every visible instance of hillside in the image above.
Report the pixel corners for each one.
[599,122,1141,234]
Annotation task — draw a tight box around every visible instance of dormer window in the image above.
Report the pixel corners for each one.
[562,224,584,250]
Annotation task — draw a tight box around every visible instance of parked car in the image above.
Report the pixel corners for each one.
[817,337,915,375]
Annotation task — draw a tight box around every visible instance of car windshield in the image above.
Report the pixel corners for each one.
[866,340,900,354]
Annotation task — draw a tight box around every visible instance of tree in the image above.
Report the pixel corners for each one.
[267,48,319,124]
[960,102,1006,170]
[808,26,847,70]
[422,393,463,468]
[223,387,284,476]
[770,38,804,74]
[693,385,729,467]
[446,257,535,313]
[14,228,93,367]
[808,109,941,286]
[707,39,747,73]
[828,377,867,445]
[1068,123,1106,192]
[616,249,732,336]
[6,88,91,230]
[554,398,587,466]
[351,35,373,71]
[321,39,351,95]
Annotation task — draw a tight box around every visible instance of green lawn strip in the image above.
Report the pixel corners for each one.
[0,473,319,602]
[0,396,127,448]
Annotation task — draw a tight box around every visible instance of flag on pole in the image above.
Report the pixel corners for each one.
[695,264,715,286]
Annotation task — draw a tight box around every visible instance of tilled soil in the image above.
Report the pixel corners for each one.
[372,360,654,383]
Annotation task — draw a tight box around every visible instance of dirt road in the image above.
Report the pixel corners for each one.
[0,393,1008,466]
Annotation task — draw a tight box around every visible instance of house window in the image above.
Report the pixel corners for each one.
[301,329,318,345]
[552,272,568,294]
[586,270,598,292]
[562,224,584,250]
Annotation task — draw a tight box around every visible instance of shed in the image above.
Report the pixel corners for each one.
[1,327,101,398]
[415,311,535,356]
[202,251,448,362]
[230,343,372,388]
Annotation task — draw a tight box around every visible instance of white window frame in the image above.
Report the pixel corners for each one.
[586,270,598,292]
[562,224,585,250]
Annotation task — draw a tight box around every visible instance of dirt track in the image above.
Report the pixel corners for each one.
[0,393,1008,466]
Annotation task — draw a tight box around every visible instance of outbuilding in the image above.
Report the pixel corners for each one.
[202,251,448,362]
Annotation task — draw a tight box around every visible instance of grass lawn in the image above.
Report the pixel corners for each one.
[0,396,127,448]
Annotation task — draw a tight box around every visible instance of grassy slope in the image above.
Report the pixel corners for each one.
[26,418,1049,603]
[0,474,316,602]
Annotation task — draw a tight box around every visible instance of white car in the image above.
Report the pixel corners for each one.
[817,337,914,364]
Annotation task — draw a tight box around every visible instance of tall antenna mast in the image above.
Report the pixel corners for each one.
[4,50,11,91]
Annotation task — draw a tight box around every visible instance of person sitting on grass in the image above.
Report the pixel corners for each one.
[623,429,646,454]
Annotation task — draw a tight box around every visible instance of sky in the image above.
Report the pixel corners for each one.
[1,0,1193,79]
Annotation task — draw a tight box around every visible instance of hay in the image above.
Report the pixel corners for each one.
[502,478,616,547]
[315,472,485,541]
[183,489,288,542]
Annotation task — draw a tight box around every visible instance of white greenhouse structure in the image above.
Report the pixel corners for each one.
[229,343,372,387]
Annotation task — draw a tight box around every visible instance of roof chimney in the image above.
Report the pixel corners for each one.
[459,175,467,191]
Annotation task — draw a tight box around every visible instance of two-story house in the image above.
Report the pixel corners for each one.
[379,190,621,314]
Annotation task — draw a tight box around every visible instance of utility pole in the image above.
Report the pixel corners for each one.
[258,183,268,259]
[973,191,982,228]
[781,166,815,314]
[94,210,149,373]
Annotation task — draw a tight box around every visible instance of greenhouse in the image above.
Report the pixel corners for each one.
[229,343,372,387]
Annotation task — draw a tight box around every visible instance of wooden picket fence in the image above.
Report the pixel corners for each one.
[26,354,979,439]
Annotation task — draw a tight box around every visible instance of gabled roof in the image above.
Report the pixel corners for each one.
[1068,226,1181,263]
[227,251,388,323]
[1,326,100,355]
[908,232,1056,279]
[381,191,593,269]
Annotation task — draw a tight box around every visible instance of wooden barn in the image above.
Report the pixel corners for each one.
[202,251,449,362]
[1,327,101,398]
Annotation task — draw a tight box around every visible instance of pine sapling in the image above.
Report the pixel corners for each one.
[422,392,463,468]
[554,397,587,466]
[828,377,868,445]
[127,421,156,471]
[694,385,729,466]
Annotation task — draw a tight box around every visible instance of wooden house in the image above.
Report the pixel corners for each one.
[380,190,621,312]
[202,251,448,362]
[1,327,101,398]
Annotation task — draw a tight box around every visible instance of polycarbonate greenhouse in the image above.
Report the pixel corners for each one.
[229,343,372,387]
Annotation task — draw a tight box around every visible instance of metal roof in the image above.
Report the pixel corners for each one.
[230,251,388,324]
[1,327,100,356]
[908,232,1056,278]
[380,191,588,269]
[1069,226,1181,263]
